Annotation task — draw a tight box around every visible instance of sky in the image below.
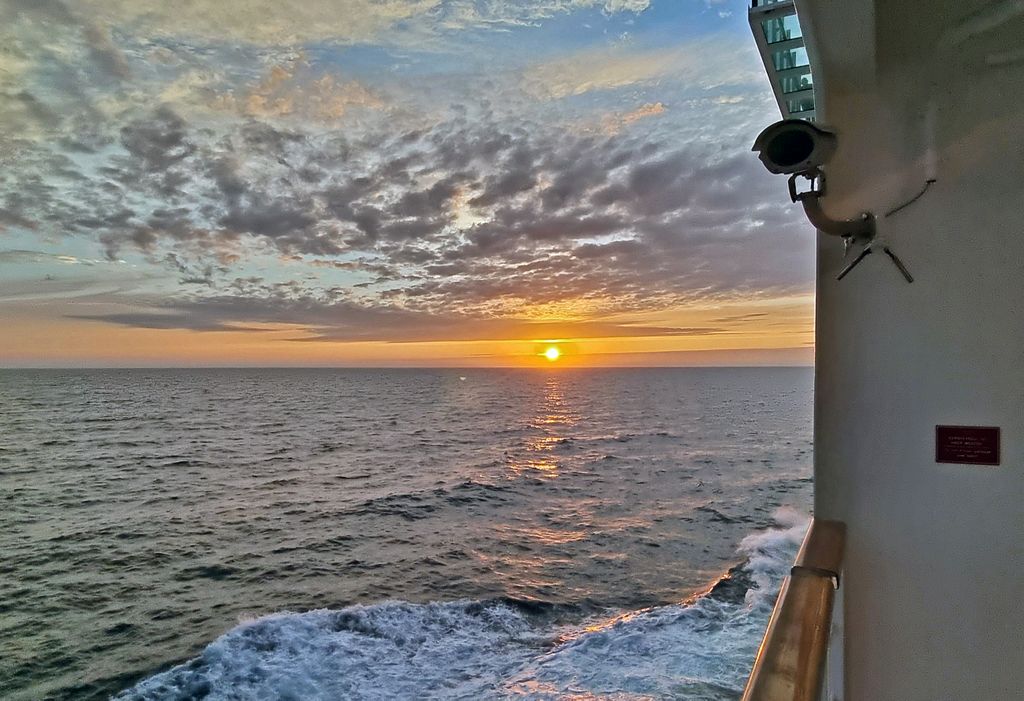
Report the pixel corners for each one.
[0,0,815,367]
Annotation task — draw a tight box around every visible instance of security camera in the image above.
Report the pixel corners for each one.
[751,119,837,175]
[749,118,916,283]
[752,117,874,248]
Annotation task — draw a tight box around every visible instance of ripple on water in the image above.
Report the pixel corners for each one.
[0,367,813,700]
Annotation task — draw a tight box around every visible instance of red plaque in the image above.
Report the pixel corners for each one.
[935,425,1000,465]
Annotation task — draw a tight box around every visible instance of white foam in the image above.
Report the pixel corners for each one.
[502,510,809,700]
[118,512,809,701]
[737,506,809,608]
[117,601,547,700]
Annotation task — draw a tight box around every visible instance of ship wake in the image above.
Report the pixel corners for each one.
[117,510,808,701]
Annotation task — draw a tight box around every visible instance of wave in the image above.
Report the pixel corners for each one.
[352,478,513,521]
[115,510,808,701]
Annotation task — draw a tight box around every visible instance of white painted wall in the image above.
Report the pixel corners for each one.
[795,1,1024,698]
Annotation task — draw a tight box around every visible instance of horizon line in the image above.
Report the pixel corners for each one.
[0,364,815,370]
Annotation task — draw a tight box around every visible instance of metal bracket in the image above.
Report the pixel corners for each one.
[789,169,875,241]
[791,564,841,590]
[788,170,826,203]
[788,169,914,283]
[837,241,914,283]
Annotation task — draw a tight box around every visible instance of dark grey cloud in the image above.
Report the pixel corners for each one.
[5,91,811,342]
[120,107,195,171]
[469,146,538,207]
[9,92,63,130]
[71,286,729,343]
[83,24,131,80]
[208,157,247,204]
[219,202,316,240]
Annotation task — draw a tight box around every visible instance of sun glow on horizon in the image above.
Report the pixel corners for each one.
[543,345,562,361]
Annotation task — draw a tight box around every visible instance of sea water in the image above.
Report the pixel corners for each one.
[0,368,813,700]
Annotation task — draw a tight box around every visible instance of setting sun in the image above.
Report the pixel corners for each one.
[543,346,561,361]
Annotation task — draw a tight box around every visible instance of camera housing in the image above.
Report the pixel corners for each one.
[751,119,837,175]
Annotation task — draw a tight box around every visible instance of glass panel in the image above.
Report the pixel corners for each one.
[762,15,802,44]
[771,46,809,71]
[786,94,816,114]
[780,71,813,94]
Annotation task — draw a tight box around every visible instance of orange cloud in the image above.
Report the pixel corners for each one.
[583,101,667,135]
[214,59,385,121]
[522,37,761,100]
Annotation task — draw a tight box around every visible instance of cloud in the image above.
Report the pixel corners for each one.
[585,102,667,135]
[83,24,131,79]
[0,0,808,348]
[70,311,252,332]
[0,249,107,265]
[213,60,386,121]
[60,0,649,47]
[600,0,651,10]
[522,37,761,99]
[71,288,726,343]
[119,106,195,170]
[4,92,810,342]
[618,101,666,125]
[68,0,443,45]
[436,0,650,30]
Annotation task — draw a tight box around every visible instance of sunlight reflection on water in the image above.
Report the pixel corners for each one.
[508,375,582,479]
[0,367,812,700]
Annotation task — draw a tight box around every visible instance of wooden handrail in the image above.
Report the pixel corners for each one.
[742,518,846,701]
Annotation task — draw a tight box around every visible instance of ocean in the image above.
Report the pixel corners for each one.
[0,367,813,701]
